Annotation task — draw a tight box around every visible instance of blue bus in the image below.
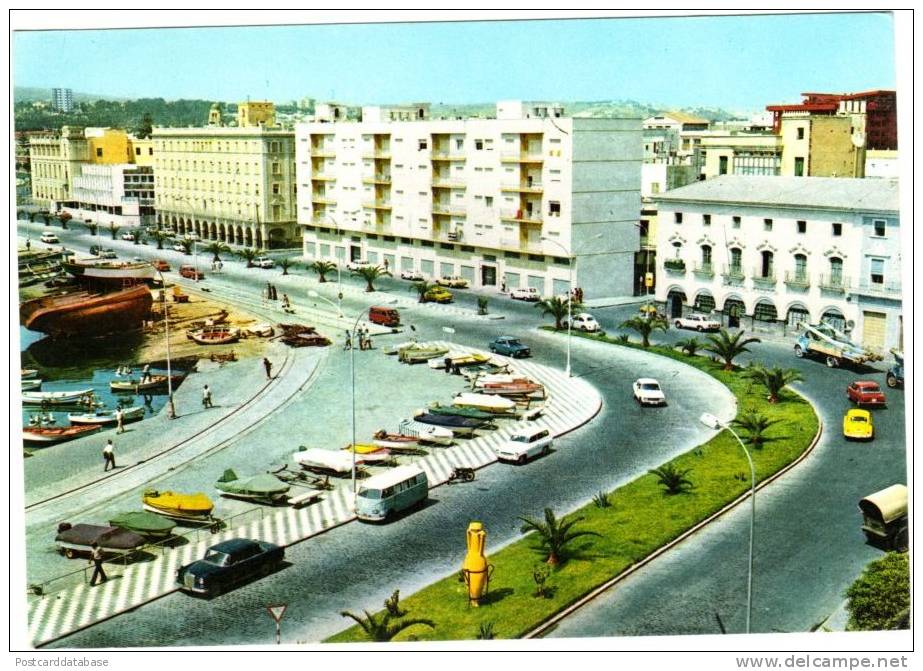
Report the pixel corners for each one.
[356,465,428,522]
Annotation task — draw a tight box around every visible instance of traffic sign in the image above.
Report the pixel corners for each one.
[266,604,287,623]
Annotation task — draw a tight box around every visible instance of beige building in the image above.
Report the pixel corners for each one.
[28,126,89,208]
[152,125,298,249]
[779,114,863,178]
[237,101,276,128]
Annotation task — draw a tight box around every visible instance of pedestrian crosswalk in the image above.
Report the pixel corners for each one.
[27,343,600,647]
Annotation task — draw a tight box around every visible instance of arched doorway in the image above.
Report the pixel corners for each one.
[786,303,811,331]
[694,290,716,314]
[209,222,217,241]
[821,307,846,332]
[723,296,745,329]
[268,227,287,249]
[666,289,686,319]
[244,228,253,247]
[753,299,778,323]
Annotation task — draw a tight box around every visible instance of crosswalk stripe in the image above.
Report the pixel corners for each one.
[76,579,101,628]
[39,591,67,643]
[27,598,49,643]
[59,582,85,634]
[130,561,150,607]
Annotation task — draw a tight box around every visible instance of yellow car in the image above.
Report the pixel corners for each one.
[843,409,874,441]
[424,286,453,303]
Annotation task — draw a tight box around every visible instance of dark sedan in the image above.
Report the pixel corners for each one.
[176,538,283,597]
[489,336,531,358]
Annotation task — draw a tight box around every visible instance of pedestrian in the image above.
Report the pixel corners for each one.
[218,260,223,272]
[115,407,124,434]
[501,280,507,293]
[364,327,373,350]
[453,362,462,375]
[358,327,366,351]
[266,281,272,300]
[263,357,273,379]
[202,384,213,409]
[141,363,151,383]
[281,293,291,310]
[103,439,116,472]
[444,356,452,374]
[25,237,31,251]
[344,330,352,351]
[89,543,107,586]
[383,258,389,273]
[270,284,278,301]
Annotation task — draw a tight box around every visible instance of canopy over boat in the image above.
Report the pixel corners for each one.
[428,403,496,420]
[452,392,517,411]
[215,469,290,502]
[108,511,176,539]
[413,412,489,429]
[142,489,214,520]
[294,448,354,474]
[55,523,146,555]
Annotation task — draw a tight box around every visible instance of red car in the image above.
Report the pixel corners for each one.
[153,259,171,272]
[179,264,204,280]
[847,380,886,407]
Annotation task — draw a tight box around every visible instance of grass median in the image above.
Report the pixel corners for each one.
[327,329,819,642]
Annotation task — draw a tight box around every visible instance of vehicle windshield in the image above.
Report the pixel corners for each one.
[203,550,230,566]
[850,415,868,423]
[358,488,381,500]
[641,383,661,391]
[505,340,522,346]
[511,434,532,443]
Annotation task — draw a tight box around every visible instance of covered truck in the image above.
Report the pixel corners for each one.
[794,323,883,368]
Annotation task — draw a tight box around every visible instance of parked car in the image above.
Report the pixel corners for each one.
[633,378,666,406]
[40,231,59,244]
[179,264,204,280]
[437,275,469,288]
[184,233,200,242]
[172,243,187,253]
[494,427,553,465]
[369,305,400,327]
[400,268,424,281]
[843,409,874,441]
[563,312,600,333]
[176,538,284,597]
[489,336,531,358]
[674,313,721,332]
[847,380,887,407]
[254,256,275,269]
[346,259,375,271]
[99,248,117,259]
[152,259,171,272]
[121,232,135,242]
[423,286,453,303]
[510,287,540,301]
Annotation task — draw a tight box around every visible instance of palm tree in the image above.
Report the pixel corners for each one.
[703,329,762,371]
[536,296,580,331]
[743,363,804,403]
[351,265,391,292]
[149,229,169,250]
[278,258,295,276]
[40,211,52,225]
[620,315,669,347]
[675,336,703,356]
[133,229,146,245]
[108,223,120,240]
[84,221,99,236]
[649,463,694,495]
[731,410,782,448]
[411,280,435,303]
[308,260,337,283]
[58,211,72,230]
[203,241,230,262]
[237,247,258,268]
[518,507,601,566]
[339,609,434,643]
[177,238,193,255]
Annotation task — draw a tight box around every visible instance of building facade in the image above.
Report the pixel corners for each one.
[237,101,276,128]
[63,164,155,228]
[654,175,901,351]
[152,125,298,248]
[295,103,642,299]
[51,87,74,113]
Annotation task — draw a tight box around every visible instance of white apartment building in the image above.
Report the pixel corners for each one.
[655,175,901,351]
[295,102,641,299]
[52,87,74,113]
[63,164,154,228]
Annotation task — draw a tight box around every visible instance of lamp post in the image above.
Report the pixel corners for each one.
[152,264,176,419]
[307,289,343,319]
[699,412,755,634]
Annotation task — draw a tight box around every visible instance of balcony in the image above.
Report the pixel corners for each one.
[783,271,811,289]
[362,201,393,211]
[362,151,392,160]
[431,177,466,189]
[663,259,686,275]
[362,174,392,185]
[692,262,715,278]
[500,237,545,255]
[500,209,543,225]
[310,147,335,158]
[310,214,337,227]
[500,152,544,164]
[818,274,849,293]
[501,180,544,194]
[311,173,336,182]
[751,268,777,288]
[431,151,466,162]
[852,279,902,298]
[311,195,337,206]
[432,203,467,217]
[721,265,745,285]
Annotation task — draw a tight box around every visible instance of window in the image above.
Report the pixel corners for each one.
[760,250,774,278]
[797,220,807,234]
[674,212,683,224]
[135,147,141,156]
[485,196,493,207]
[794,157,805,177]
[732,216,741,228]
[455,138,463,150]
[730,248,742,272]
[873,220,886,237]
[651,182,661,194]
[764,218,773,231]
[797,127,805,140]
[272,183,280,195]
[549,201,561,216]
[832,223,843,236]
[829,257,843,284]
[672,241,682,258]
[719,156,728,175]
[96,148,103,157]
[794,253,807,280]
[703,214,711,226]
[418,139,427,151]
[870,258,884,285]
[475,139,484,150]
[700,245,712,268]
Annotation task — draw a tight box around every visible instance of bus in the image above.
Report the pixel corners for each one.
[356,465,428,522]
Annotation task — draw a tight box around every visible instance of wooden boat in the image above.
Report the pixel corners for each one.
[427,403,497,420]
[23,423,102,445]
[398,343,449,364]
[294,448,355,476]
[142,489,215,522]
[396,420,454,446]
[21,378,42,391]
[342,444,392,462]
[55,522,146,559]
[189,326,240,346]
[246,323,274,337]
[452,392,517,413]
[68,406,145,426]
[384,339,418,355]
[215,469,290,504]
[473,373,533,387]
[62,259,156,285]
[412,412,490,436]
[20,285,153,338]
[110,374,182,392]
[372,430,420,449]
[278,323,330,348]
[21,368,39,379]
[462,361,512,381]
[108,511,176,540]
[427,352,491,369]
[22,388,94,406]
[478,381,546,398]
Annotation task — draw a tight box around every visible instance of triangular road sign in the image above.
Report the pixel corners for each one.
[267,604,287,623]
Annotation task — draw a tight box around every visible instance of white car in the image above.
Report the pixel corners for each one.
[437,276,470,288]
[121,232,135,242]
[346,260,375,271]
[40,231,59,244]
[633,378,666,406]
[400,269,424,281]
[494,427,553,465]
[510,287,540,301]
[564,312,600,332]
[254,256,275,269]
[674,313,721,332]
[172,243,187,253]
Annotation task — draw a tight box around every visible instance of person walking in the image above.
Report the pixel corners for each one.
[263,357,273,379]
[103,439,116,472]
[383,258,389,273]
[444,356,452,374]
[344,330,352,351]
[25,237,31,251]
[115,407,125,434]
[202,384,213,409]
[141,363,151,383]
[89,543,107,586]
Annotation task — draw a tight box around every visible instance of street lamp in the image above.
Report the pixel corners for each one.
[699,412,755,634]
[152,264,176,419]
[307,290,344,319]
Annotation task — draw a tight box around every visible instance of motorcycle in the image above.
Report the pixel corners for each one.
[447,466,475,484]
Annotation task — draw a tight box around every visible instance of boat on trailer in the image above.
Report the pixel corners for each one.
[55,522,146,559]
[215,469,291,504]
[452,392,517,413]
[107,511,177,541]
[142,489,215,523]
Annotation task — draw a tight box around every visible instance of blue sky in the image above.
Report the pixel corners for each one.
[13,13,896,112]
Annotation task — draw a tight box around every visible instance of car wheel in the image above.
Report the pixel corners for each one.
[542,445,550,456]
[64,548,77,559]
[794,345,805,358]
[886,374,897,388]
[675,320,682,328]
[697,326,704,332]
[825,356,840,368]
[517,455,527,465]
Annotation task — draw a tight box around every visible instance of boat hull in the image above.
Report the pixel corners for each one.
[110,375,181,392]
[142,490,214,522]
[68,406,145,426]
[20,285,153,338]
[23,424,102,445]
[22,389,94,406]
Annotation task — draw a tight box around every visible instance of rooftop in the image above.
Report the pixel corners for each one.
[656,175,899,213]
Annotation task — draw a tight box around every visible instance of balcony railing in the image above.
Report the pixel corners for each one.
[500,181,544,194]
[500,152,544,164]
[432,203,467,217]
[692,262,715,278]
[311,195,337,206]
[852,279,901,297]
[310,147,335,158]
[784,271,811,289]
[818,274,849,292]
[431,177,466,189]
[500,209,543,225]
[751,268,777,286]
[362,200,393,211]
[431,151,466,161]
[311,173,336,182]
[362,151,392,160]
[663,259,686,274]
[721,265,745,284]
[362,174,392,185]
[500,237,545,254]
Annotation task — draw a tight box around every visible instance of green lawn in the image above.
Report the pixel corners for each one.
[327,330,819,643]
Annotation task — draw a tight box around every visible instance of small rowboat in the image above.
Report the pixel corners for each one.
[246,323,274,337]
[22,388,94,406]
[372,430,420,450]
[412,412,490,436]
[23,423,103,445]
[68,406,145,426]
[384,340,418,355]
[190,326,240,346]
[294,448,355,476]
[479,381,546,398]
[108,511,176,541]
[55,523,146,559]
[428,352,491,370]
[342,444,392,462]
[397,420,454,446]
[110,374,181,392]
[452,392,517,413]
[398,343,449,364]
[427,403,497,420]
[21,368,39,379]
[473,373,533,387]
[215,469,290,505]
[142,489,214,523]
[21,378,42,391]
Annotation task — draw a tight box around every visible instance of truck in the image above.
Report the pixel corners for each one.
[886,349,904,388]
[793,323,883,368]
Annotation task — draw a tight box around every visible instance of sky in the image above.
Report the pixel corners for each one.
[13,12,897,112]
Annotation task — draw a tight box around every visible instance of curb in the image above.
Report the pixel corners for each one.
[523,388,824,639]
